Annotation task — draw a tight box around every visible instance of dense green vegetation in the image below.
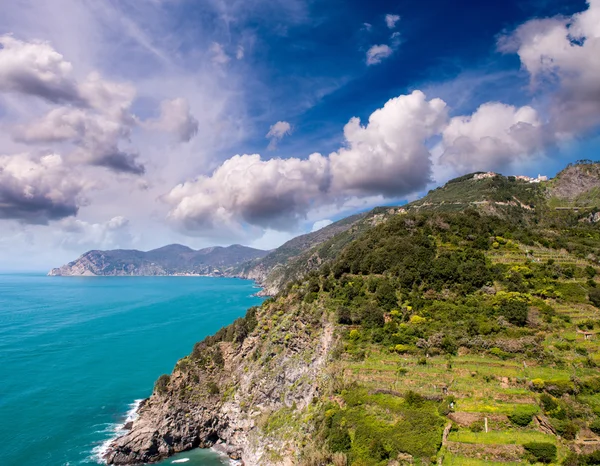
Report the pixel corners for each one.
[282,205,600,465]
[160,162,600,465]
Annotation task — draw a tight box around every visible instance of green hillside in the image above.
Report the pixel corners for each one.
[109,161,600,466]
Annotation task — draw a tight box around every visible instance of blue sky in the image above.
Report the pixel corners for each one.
[0,0,598,268]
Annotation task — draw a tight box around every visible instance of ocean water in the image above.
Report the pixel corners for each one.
[0,273,263,466]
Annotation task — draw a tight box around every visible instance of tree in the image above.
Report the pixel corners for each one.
[499,299,529,326]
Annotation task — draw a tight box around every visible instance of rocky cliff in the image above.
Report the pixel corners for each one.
[105,296,337,464]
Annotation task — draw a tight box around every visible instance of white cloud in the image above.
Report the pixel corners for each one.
[14,104,144,174]
[165,152,331,231]
[57,215,135,250]
[330,90,447,196]
[385,14,400,29]
[366,44,393,65]
[165,90,447,232]
[362,23,372,31]
[311,219,333,232]
[236,45,245,60]
[0,34,80,104]
[440,102,544,172]
[266,120,292,149]
[147,98,199,143]
[210,42,230,65]
[0,153,87,224]
[499,0,600,136]
[1,36,144,173]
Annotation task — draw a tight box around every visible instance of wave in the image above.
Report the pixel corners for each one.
[91,399,144,464]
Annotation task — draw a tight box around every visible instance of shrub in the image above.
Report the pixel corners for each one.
[531,378,545,391]
[328,427,351,452]
[523,442,556,464]
[590,419,600,435]
[441,335,458,355]
[304,291,318,303]
[540,394,558,413]
[410,315,427,325]
[490,347,514,360]
[154,374,170,394]
[590,288,600,308]
[470,419,485,432]
[349,329,360,341]
[404,390,424,406]
[563,451,600,466]
[212,347,225,367]
[508,411,533,427]
[393,344,411,354]
[581,377,600,395]
[207,381,219,395]
[499,299,529,326]
[361,305,385,328]
[552,419,578,439]
[544,379,575,396]
[337,307,352,325]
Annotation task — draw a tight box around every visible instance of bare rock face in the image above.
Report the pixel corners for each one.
[549,163,600,202]
[104,297,336,465]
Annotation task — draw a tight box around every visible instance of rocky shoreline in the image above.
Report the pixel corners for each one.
[103,295,335,465]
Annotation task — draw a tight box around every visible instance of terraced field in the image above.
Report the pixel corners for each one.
[326,234,600,464]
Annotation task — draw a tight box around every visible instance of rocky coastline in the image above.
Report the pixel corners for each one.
[103,295,335,465]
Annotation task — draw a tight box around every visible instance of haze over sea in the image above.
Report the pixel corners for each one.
[0,273,263,466]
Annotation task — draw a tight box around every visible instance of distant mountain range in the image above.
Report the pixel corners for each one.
[48,244,269,276]
[51,162,600,285]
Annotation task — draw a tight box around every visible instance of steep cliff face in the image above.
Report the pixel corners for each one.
[547,162,600,207]
[105,296,337,465]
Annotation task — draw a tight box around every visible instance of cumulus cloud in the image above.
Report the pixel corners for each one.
[330,91,447,196]
[385,14,401,29]
[0,153,86,224]
[366,44,393,65]
[166,152,331,231]
[14,105,144,174]
[0,34,81,104]
[58,215,134,250]
[148,98,199,142]
[210,42,230,65]
[165,90,447,232]
[500,0,600,135]
[440,102,544,172]
[1,36,145,174]
[266,121,292,149]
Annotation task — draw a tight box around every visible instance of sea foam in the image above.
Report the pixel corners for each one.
[91,399,143,464]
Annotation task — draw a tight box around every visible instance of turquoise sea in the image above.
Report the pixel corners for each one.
[0,273,264,466]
